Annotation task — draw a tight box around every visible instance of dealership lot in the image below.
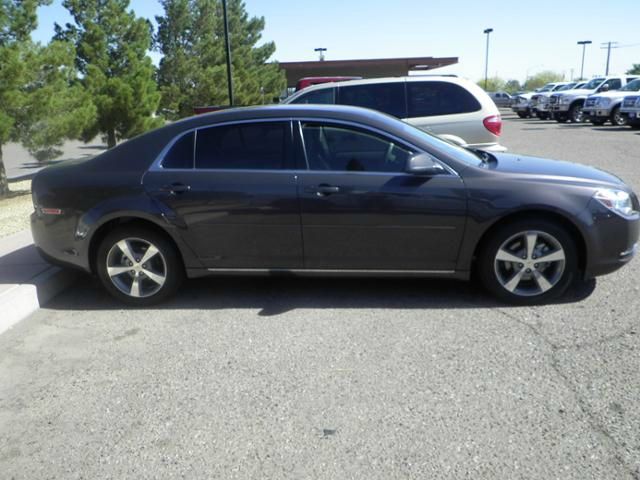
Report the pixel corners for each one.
[1,114,639,479]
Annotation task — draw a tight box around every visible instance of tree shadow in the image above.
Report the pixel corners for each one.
[45,273,598,316]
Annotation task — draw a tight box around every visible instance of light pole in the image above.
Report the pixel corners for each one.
[222,0,234,106]
[483,28,493,90]
[314,47,327,61]
[577,40,592,80]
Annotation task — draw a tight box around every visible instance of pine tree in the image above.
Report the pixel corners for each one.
[56,0,162,148]
[156,0,285,120]
[0,0,95,197]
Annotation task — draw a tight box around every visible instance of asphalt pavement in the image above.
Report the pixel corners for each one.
[1,113,639,479]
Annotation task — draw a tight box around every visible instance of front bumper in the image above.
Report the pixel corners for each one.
[581,199,640,278]
[550,103,570,112]
[583,107,612,119]
[512,105,531,113]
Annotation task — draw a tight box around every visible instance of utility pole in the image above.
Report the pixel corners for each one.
[577,40,591,79]
[600,41,619,75]
[483,28,493,90]
[314,47,327,61]
[222,0,234,106]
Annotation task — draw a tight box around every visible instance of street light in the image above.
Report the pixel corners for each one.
[222,0,234,106]
[483,28,493,90]
[577,40,592,80]
[314,47,327,61]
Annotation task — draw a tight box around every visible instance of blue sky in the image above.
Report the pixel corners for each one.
[34,0,640,83]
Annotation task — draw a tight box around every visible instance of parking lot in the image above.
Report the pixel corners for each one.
[1,113,639,479]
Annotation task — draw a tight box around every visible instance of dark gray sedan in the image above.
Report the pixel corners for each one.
[31,105,639,305]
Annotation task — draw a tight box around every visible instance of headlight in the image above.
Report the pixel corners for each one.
[597,98,611,107]
[594,189,636,217]
[636,98,640,107]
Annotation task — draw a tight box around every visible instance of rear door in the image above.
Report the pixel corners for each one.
[143,120,303,269]
[296,120,467,271]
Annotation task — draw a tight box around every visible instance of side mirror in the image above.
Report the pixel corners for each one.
[600,84,610,92]
[406,153,446,175]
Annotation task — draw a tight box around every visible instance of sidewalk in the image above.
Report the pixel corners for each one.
[0,230,78,335]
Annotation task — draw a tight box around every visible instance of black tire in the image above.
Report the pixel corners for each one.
[610,106,626,126]
[537,112,549,120]
[517,112,526,119]
[477,219,578,305]
[96,226,184,306]
[569,103,584,123]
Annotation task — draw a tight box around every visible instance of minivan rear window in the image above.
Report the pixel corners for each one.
[338,83,407,118]
[407,81,481,117]
[290,88,336,105]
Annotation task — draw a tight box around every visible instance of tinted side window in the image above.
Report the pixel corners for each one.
[408,81,481,117]
[338,83,407,118]
[605,79,621,90]
[301,122,412,173]
[162,131,194,169]
[195,122,289,170]
[290,88,335,104]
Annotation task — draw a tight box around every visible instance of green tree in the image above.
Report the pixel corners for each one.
[477,76,506,92]
[504,79,522,94]
[627,64,640,75]
[55,0,162,148]
[156,0,285,120]
[0,0,95,197]
[523,70,564,91]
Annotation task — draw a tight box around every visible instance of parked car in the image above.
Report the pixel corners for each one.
[620,94,640,128]
[283,76,506,151]
[31,105,639,306]
[531,82,582,120]
[549,76,638,123]
[488,91,512,108]
[512,83,566,119]
[582,78,640,126]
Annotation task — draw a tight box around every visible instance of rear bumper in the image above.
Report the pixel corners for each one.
[31,212,92,273]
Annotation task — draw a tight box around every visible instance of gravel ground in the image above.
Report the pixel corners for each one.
[1,113,639,479]
[0,180,32,238]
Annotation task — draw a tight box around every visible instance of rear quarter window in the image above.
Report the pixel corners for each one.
[162,131,194,169]
[290,88,336,104]
[407,81,481,117]
[337,83,407,118]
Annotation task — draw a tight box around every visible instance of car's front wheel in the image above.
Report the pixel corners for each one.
[610,106,626,126]
[569,103,584,123]
[478,220,578,304]
[96,226,184,305]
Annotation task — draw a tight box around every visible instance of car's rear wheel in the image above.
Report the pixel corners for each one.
[610,106,626,126]
[569,103,584,123]
[478,220,578,304]
[96,226,183,305]
[517,112,526,118]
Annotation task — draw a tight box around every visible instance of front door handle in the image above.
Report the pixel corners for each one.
[308,184,340,196]
[159,183,191,195]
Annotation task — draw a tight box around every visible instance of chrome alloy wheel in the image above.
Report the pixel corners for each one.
[494,230,566,297]
[106,238,167,298]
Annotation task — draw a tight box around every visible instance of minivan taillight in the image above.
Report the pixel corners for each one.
[483,115,502,136]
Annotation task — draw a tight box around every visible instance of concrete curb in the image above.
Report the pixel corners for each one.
[0,230,79,336]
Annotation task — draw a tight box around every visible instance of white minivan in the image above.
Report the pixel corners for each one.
[283,76,505,151]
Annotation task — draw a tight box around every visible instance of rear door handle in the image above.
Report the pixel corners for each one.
[307,184,340,196]
[159,183,191,194]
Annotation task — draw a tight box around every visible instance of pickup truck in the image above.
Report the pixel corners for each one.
[531,82,583,120]
[512,83,567,118]
[548,76,638,123]
[620,94,640,129]
[582,77,640,126]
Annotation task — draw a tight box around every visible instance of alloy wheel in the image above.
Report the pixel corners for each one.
[106,237,167,298]
[493,230,566,297]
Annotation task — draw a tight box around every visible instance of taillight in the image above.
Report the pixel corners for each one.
[483,115,502,136]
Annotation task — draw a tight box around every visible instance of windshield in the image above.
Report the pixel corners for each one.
[582,78,605,90]
[537,84,555,92]
[620,79,640,91]
[397,122,483,167]
[558,83,577,91]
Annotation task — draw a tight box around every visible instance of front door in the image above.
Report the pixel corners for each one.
[144,121,303,269]
[296,121,467,271]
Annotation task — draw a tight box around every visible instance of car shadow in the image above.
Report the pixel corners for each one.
[45,274,598,316]
[590,127,633,132]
